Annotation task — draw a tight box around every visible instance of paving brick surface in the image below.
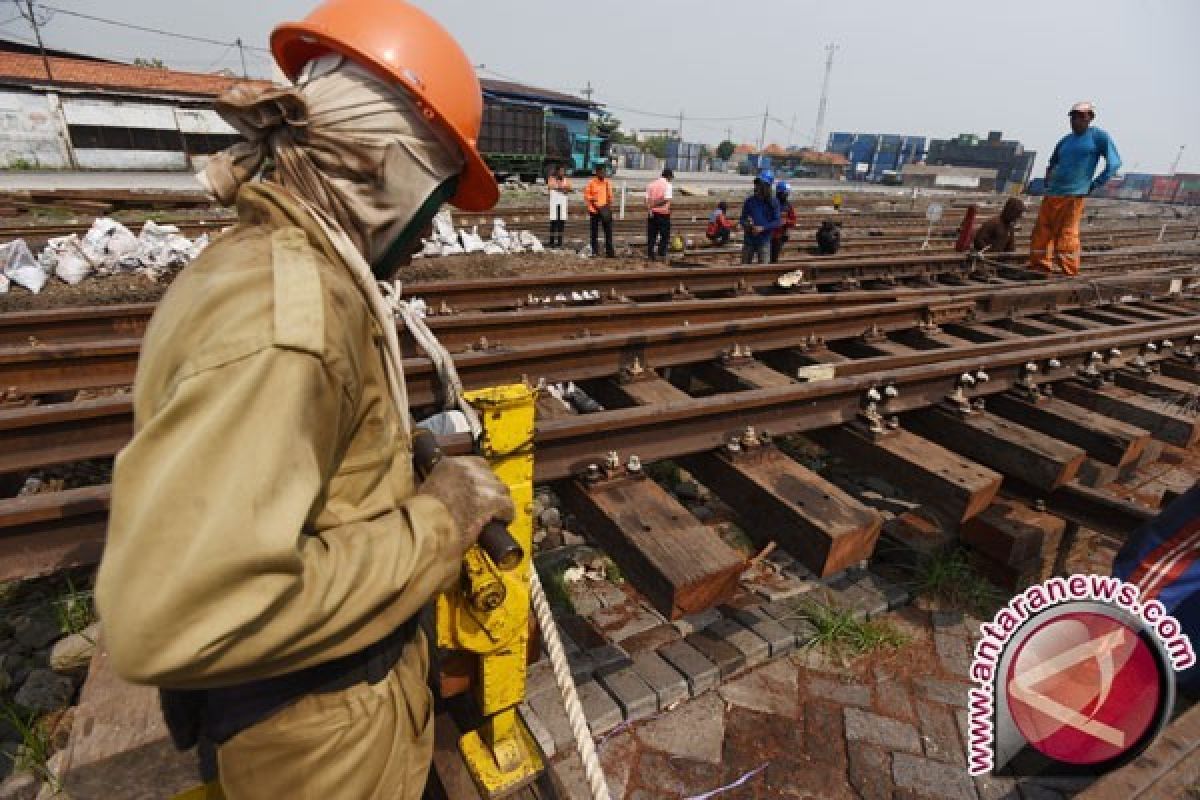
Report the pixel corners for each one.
[517,701,556,759]
[671,607,721,637]
[844,707,922,753]
[758,600,819,646]
[576,678,622,735]
[705,617,770,666]
[892,752,979,800]
[916,697,965,764]
[683,629,745,677]
[597,666,656,721]
[915,677,971,708]
[656,640,719,695]
[847,742,895,800]
[721,605,795,657]
[525,686,573,753]
[934,630,973,677]
[630,650,689,710]
[807,675,872,707]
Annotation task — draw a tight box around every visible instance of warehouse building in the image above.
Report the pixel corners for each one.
[0,41,269,171]
[826,132,926,182]
[925,130,1035,193]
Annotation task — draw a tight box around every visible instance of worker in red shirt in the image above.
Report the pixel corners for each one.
[706,201,736,245]
[770,181,797,263]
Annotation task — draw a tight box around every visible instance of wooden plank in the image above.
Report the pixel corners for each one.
[1051,379,1200,448]
[678,446,883,577]
[430,713,485,800]
[1075,699,1200,799]
[1161,358,1200,384]
[961,498,1065,570]
[1036,313,1097,331]
[808,426,1002,527]
[941,322,1023,343]
[689,359,795,393]
[987,391,1151,467]
[557,474,745,619]
[904,406,1085,490]
[891,327,969,350]
[611,374,691,406]
[1071,306,1163,326]
[995,317,1071,337]
[1113,369,1199,403]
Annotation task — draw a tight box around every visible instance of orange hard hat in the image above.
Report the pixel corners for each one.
[271,0,498,211]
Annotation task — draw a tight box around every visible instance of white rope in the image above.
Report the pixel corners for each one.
[381,279,609,798]
[382,281,484,439]
[529,567,612,800]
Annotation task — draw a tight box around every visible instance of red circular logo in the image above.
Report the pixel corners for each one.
[1005,611,1162,765]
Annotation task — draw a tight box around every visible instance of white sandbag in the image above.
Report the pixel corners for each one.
[81,217,139,274]
[40,234,92,285]
[419,238,442,258]
[519,231,544,253]
[138,220,198,271]
[482,242,506,256]
[415,410,472,436]
[431,210,458,245]
[0,238,47,293]
[459,226,487,254]
[0,272,8,293]
[439,241,465,256]
[490,218,516,250]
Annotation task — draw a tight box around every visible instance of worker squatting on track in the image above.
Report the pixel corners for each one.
[94,1,515,798]
[1029,100,1122,276]
[973,197,1026,255]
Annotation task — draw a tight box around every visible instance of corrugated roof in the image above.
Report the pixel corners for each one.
[480,78,592,108]
[0,51,274,98]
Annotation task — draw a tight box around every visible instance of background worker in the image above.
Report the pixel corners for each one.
[645,167,674,261]
[546,164,572,248]
[816,219,841,255]
[95,2,514,798]
[770,180,798,263]
[583,162,616,257]
[706,200,735,246]
[973,197,1025,254]
[739,170,780,264]
[1029,101,1121,275]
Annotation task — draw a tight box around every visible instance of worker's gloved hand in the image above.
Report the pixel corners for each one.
[418,456,515,555]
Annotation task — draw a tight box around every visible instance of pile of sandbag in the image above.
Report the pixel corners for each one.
[418,211,542,258]
[1,217,210,293]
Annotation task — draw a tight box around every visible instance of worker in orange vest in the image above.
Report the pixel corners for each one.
[583,163,616,257]
[95,2,513,798]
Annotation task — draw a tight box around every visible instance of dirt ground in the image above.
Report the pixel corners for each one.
[0,247,671,312]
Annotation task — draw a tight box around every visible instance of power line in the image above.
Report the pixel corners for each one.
[35,4,271,52]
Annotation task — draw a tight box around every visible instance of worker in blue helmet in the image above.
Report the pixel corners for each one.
[770,181,797,263]
[739,171,781,264]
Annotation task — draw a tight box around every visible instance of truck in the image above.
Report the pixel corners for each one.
[478,98,611,182]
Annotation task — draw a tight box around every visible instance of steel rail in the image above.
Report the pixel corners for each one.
[4,298,1198,475]
[3,276,1198,400]
[4,318,1197,581]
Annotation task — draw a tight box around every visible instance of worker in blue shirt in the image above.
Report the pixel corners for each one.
[739,170,781,264]
[1029,101,1121,275]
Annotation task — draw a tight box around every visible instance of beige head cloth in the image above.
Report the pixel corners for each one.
[200,54,464,263]
[200,55,465,435]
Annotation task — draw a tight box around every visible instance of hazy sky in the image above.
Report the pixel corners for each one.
[5,0,1197,174]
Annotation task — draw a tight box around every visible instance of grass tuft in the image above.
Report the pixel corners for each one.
[53,575,95,636]
[778,600,908,659]
[909,547,1003,618]
[0,703,58,791]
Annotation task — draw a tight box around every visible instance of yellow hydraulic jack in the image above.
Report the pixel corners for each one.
[435,383,545,797]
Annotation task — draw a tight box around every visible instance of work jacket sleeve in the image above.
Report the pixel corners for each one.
[97,344,460,689]
[1092,132,1122,191]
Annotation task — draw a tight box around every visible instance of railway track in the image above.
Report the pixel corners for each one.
[2,269,1198,583]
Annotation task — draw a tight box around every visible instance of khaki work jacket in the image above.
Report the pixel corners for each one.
[96,182,459,689]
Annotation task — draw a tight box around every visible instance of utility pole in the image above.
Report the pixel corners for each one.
[22,0,53,82]
[1169,144,1186,176]
[236,38,249,79]
[677,110,684,143]
[787,113,797,150]
[581,81,594,104]
[812,43,839,150]
[726,126,733,145]
[758,105,769,155]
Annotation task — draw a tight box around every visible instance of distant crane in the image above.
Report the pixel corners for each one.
[1169,144,1186,175]
[811,43,839,150]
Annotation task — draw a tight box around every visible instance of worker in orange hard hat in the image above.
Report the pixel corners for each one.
[95,2,514,798]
